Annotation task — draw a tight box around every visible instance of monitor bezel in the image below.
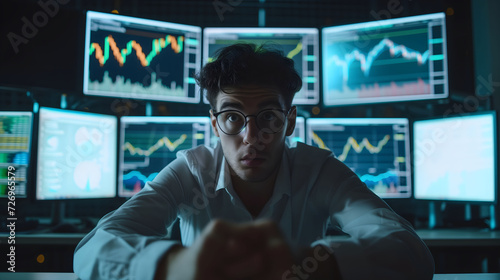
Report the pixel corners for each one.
[203,27,320,105]
[305,117,412,199]
[0,111,34,199]
[412,110,497,205]
[83,11,202,103]
[118,116,212,198]
[35,107,118,200]
[321,12,448,107]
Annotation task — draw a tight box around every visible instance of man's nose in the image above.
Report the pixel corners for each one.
[242,117,260,145]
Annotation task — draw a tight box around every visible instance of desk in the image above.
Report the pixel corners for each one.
[416,229,500,247]
[0,272,79,279]
[2,229,499,247]
[433,274,500,280]
[1,229,500,273]
[0,233,86,246]
[0,272,498,280]
[0,234,85,272]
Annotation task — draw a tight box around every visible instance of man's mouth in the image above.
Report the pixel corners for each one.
[241,154,265,167]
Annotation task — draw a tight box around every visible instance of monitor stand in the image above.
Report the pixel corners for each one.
[428,202,497,230]
[428,201,444,229]
[50,201,79,233]
[489,204,497,230]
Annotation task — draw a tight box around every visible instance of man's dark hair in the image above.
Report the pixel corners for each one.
[195,43,302,110]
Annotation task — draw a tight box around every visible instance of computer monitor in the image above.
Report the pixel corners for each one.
[306,118,411,198]
[322,13,448,106]
[203,28,320,105]
[36,107,117,200]
[119,116,211,197]
[288,116,305,146]
[0,112,33,198]
[84,11,202,103]
[413,111,497,203]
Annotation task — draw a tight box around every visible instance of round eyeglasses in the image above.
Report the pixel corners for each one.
[213,108,289,135]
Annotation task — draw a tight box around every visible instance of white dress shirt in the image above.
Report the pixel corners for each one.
[74,141,434,280]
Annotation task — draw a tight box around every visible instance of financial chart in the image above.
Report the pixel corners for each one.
[120,117,211,197]
[203,28,320,105]
[307,118,411,198]
[0,112,32,198]
[322,13,447,106]
[84,11,202,103]
[36,108,117,200]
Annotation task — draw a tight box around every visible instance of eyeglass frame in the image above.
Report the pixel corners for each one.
[212,108,291,135]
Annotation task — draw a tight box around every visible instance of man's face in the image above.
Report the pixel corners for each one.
[210,87,296,183]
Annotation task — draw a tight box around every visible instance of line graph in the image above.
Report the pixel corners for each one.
[123,134,188,156]
[338,135,390,161]
[326,38,429,83]
[311,132,390,161]
[123,170,159,182]
[311,131,328,150]
[89,35,184,67]
[307,119,411,198]
[286,41,302,60]
[123,171,159,193]
[360,170,398,183]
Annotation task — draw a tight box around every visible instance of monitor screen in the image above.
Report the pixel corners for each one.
[36,108,117,200]
[0,112,33,198]
[119,116,211,197]
[306,118,411,198]
[84,11,202,103]
[322,13,448,106]
[413,111,496,203]
[203,28,320,105]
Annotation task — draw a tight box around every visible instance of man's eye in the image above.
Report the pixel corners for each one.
[227,113,242,122]
[261,112,277,121]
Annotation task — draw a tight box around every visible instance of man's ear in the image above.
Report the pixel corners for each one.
[209,109,220,137]
[285,106,297,136]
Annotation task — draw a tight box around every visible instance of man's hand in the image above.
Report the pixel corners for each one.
[238,219,296,280]
[156,219,341,280]
[156,219,269,280]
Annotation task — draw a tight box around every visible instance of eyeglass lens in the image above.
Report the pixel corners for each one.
[217,110,286,135]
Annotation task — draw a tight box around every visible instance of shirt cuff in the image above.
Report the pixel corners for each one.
[312,238,370,280]
[130,239,181,280]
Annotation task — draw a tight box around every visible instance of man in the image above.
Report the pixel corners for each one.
[74,44,434,280]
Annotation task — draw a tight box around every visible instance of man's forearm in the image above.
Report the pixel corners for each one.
[288,245,342,280]
[154,244,184,280]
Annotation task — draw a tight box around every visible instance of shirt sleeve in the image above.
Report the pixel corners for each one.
[312,157,435,280]
[73,157,192,280]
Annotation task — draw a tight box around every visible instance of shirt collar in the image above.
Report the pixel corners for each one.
[214,146,292,200]
[215,158,232,192]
